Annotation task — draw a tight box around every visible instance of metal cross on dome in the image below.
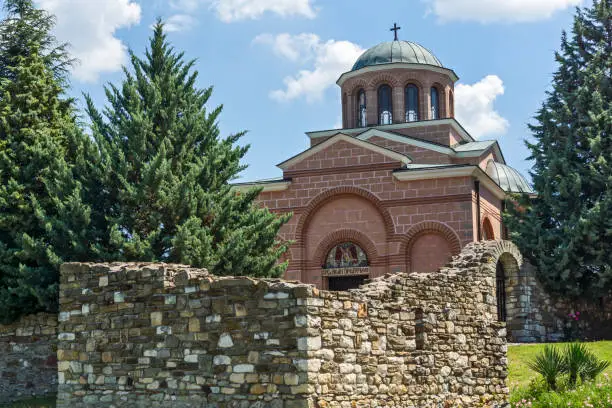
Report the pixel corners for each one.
[390,23,401,41]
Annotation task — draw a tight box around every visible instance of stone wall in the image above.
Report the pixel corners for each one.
[307,248,508,407]
[56,241,511,407]
[56,263,315,407]
[0,313,58,402]
[505,260,612,342]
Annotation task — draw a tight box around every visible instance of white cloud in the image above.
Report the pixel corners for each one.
[165,14,197,32]
[455,75,509,139]
[256,33,364,102]
[212,0,316,22]
[37,0,141,83]
[253,33,320,62]
[425,0,582,23]
[169,0,317,22]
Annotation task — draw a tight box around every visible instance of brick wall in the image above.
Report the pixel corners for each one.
[0,313,58,403]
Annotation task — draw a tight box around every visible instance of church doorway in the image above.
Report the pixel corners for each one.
[328,275,367,291]
[322,242,369,291]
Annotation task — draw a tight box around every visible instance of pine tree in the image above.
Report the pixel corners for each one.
[0,48,95,323]
[0,0,73,83]
[86,22,290,277]
[505,0,611,297]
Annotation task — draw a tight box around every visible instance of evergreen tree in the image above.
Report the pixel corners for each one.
[86,22,290,277]
[0,0,73,83]
[505,0,611,297]
[0,48,95,323]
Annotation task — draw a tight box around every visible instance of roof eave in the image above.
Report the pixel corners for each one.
[336,63,459,86]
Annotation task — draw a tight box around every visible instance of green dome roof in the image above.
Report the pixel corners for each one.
[485,160,534,194]
[352,40,443,71]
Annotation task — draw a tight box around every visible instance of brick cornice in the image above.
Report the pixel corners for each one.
[268,193,472,215]
[284,162,399,179]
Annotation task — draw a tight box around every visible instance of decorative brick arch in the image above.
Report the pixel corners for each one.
[295,187,395,244]
[348,79,369,96]
[313,229,380,268]
[401,221,462,271]
[369,73,401,89]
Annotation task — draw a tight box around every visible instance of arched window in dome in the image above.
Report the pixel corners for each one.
[356,89,367,128]
[405,84,419,122]
[449,90,455,118]
[378,84,393,125]
[430,87,440,120]
[324,242,368,269]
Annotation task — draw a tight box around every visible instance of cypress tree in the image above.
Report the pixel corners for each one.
[87,22,290,277]
[505,0,611,297]
[0,0,73,83]
[0,48,95,323]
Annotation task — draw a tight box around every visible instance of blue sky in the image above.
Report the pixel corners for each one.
[32,0,583,182]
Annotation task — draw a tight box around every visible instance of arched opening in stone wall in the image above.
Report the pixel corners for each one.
[496,262,507,322]
[496,252,523,339]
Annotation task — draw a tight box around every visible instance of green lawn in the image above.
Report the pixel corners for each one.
[2,396,55,408]
[508,341,612,388]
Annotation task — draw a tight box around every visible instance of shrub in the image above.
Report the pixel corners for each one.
[526,345,566,390]
[526,343,610,391]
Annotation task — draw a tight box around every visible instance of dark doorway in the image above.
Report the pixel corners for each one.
[496,261,507,322]
[328,275,367,291]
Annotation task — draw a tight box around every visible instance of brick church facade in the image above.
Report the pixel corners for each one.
[236,36,533,291]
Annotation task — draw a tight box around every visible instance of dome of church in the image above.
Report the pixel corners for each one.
[352,40,443,71]
[485,160,534,194]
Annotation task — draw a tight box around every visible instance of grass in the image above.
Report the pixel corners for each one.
[508,341,612,389]
[2,396,55,408]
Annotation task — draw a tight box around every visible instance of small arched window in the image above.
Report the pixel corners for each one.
[405,84,419,122]
[430,87,440,120]
[324,242,368,269]
[356,89,367,128]
[378,85,393,125]
[449,90,454,118]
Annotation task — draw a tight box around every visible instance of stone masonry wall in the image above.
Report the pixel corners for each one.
[0,313,58,403]
[57,263,315,407]
[305,243,508,407]
[57,242,510,407]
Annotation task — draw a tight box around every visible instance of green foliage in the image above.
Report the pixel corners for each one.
[0,46,96,323]
[85,21,290,277]
[510,373,612,408]
[525,343,611,391]
[526,345,566,390]
[564,342,611,385]
[0,0,73,84]
[504,0,612,297]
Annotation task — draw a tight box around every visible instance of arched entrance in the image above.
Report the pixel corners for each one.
[323,242,369,291]
[496,261,507,322]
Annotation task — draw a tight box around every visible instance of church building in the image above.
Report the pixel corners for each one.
[236,30,533,291]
